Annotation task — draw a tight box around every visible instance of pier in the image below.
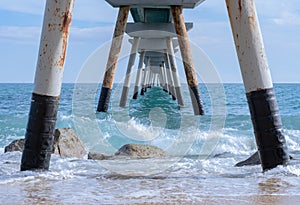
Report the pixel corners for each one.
[21,0,289,172]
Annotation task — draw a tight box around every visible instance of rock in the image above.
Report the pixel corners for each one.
[4,128,86,159]
[235,152,261,167]
[235,151,294,167]
[4,139,24,153]
[53,128,86,158]
[115,144,168,158]
[88,151,111,160]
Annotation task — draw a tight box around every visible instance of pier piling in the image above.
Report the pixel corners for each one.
[171,6,204,115]
[166,37,184,106]
[158,68,164,88]
[133,50,145,99]
[226,0,289,171]
[162,62,169,93]
[148,71,153,88]
[21,0,74,171]
[141,59,150,95]
[97,6,130,112]
[120,37,140,107]
[164,52,176,100]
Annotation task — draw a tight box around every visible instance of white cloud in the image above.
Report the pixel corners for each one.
[272,11,300,26]
[0,0,45,15]
[255,0,300,26]
[0,0,121,23]
[0,26,40,44]
[69,26,115,44]
[71,26,113,39]
[0,25,115,44]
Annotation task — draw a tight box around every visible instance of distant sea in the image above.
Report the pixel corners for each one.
[1,83,300,204]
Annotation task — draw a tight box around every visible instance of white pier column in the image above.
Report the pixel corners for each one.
[158,70,164,88]
[97,6,130,112]
[133,50,145,99]
[21,0,74,171]
[159,64,166,89]
[172,6,204,115]
[164,51,176,100]
[147,70,153,88]
[153,73,157,86]
[162,62,169,93]
[120,37,140,107]
[166,37,184,106]
[141,59,150,95]
[226,0,289,171]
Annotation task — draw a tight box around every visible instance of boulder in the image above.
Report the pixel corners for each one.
[4,139,24,153]
[53,128,86,158]
[88,151,111,160]
[235,151,294,167]
[4,128,86,159]
[235,152,261,167]
[115,144,168,158]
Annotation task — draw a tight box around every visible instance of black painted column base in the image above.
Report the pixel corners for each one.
[97,87,112,112]
[172,94,176,101]
[133,86,139,99]
[141,88,145,96]
[189,85,204,115]
[170,86,176,100]
[168,85,172,95]
[247,88,289,171]
[21,93,59,171]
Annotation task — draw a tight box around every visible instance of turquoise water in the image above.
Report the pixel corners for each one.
[1,83,300,204]
[1,83,299,152]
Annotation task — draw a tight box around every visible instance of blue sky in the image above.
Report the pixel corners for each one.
[0,0,299,83]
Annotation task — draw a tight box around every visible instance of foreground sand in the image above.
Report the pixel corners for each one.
[188,196,300,205]
[122,196,300,205]
[13,195,300,205]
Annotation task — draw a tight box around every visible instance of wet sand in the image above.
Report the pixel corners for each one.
[183,196,300,205]
[7,194,300,205]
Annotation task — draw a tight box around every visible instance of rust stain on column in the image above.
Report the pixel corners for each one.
[102,6,130,89]
[56,11,72,67]
[238,0,242,14]
[171,6,198,87]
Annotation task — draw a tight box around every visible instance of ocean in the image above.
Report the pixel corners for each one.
[1,83,300,204]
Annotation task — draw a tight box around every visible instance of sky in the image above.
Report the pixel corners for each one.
[0,0,299,83]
